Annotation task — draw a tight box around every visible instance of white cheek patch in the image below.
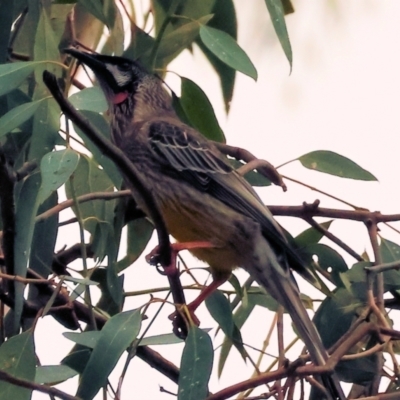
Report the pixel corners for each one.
[105,64,131,87]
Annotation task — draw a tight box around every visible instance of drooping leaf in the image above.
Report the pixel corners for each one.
[303,243,348,288]
[38,148,80,204]
[117,218,154,272]
[14,172,41,332]
[264,0,293,70]
[196,0,237,111]
[200,25,257,81]
[218,288,256,377]
[35,365,78,385]
[91,268,123,316]
[378,238,400,291]
[139,333,184,346]
[314,288,376,384]
[179,77,225,143]
[69,87,107,113]
[63,331,101,349]
[205,290,247,359]
[0,62,41,97]
[28,98,60,162]
[205,290,234,337]
[73,111,122,188]
[0,98,46,138]
[78,0,116,28]
[0,330,36,400]
[61,349,92,375]
[178,326,213,400]
[77,309,142,400]
[28,192,59,280]
[295,221,333,248]
[146,15,213,68]
[298,150,378,181]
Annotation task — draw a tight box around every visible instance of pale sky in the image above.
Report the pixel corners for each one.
[33,1,400,399]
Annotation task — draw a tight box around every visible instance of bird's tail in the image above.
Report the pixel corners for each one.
[247,239,346,400]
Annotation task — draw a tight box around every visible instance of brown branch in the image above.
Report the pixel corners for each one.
[304,215,363,261]
[0,369,80,400]
[207,322,386,400]
[366,221,385,395]
[214,142,287,191]
[267,203,400,223]
[35,190,131,222]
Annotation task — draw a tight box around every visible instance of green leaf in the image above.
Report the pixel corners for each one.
[298,150,378,181]
[179,77,225,142]
[314,288,376,384]
[34,8,60,79]
[218,288,256,377]
[205,290,234,337]
[77,309,142,400]
[178,326,213,400]
[303,243,348,287]
[147,15,214,68]
[35,365,78,384]
[0,98,46,138]
[139,333,183,346]
[200,25,257,81]
[61,349,91,375]
[380,237,400,262]
[264,0,293,70]
[0,62,41,96]
[38,148,80,204]
[73,111,122,188]
[378,238,400,291]
[0,330,36,400]
[66,155,116,234]
[79,0,116,28]
[29,192,59,280]
[28,98,60,162]
[117,218,154,272]
[196,0,237,112]
[63,331,101,349]
[295,221,333,248]
[69,87,107,112]
[14,172,42,332]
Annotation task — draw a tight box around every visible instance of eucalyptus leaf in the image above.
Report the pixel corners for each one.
[179,77,225,143]
[69,87,107,112]
[0,330,36,400]
[178,326,213,400]
[264,0,292,70]
[38,148,80,204]
[35,365,78,384]
[0,62,42,96]
[200,25,257,80]
[298,150,377,181]
[77,309,142,400]
[0,98,46,138]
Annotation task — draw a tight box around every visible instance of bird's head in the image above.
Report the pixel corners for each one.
[65,49,174,120]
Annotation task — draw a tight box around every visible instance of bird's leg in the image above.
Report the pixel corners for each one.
[146,241,215,338]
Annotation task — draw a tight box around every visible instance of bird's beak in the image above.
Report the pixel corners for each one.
[64,48,107,75]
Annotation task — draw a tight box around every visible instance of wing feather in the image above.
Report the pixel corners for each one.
[147,120,309,276]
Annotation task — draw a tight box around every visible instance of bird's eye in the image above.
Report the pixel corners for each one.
[119,63,131,71]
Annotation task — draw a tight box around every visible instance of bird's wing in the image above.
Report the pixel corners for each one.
[147,120,307,275]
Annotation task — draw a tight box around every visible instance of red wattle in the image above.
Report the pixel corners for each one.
[113,92,128,104]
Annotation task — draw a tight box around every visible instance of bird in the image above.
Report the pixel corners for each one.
[65,48,345,400]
